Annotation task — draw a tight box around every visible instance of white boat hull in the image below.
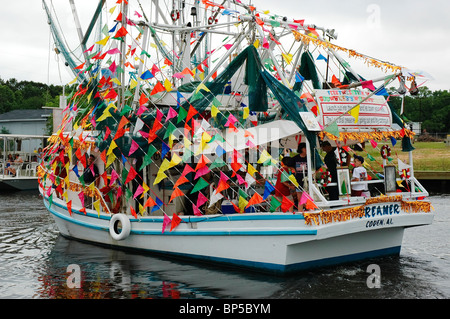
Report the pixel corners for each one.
[42,194,434,274]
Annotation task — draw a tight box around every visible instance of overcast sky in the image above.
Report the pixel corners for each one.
[0,0,448,91]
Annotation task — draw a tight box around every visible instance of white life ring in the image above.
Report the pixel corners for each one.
[109,214,131,241]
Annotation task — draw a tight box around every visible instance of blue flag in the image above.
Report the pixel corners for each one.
[263,181,275,200]
[140,70,154,80]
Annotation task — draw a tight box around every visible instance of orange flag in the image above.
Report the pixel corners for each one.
[144,196,157,209]
[173,176,189,189]
[168,187,184,203]
[246,192,263,208]
[130,206,137,219]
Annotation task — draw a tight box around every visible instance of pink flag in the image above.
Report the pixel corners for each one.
[78,191,85,207]
[128,139,139,156]
[133,185,144,199]
[193,203,203,216]
[262,37,269,49]
[181,164,194,177]
[109,61,117,73]
[223,44,233,50]
[197,192,208,207]
[106,48,121,55]
[110,169,119,185]
[361,80,376,91]
[166,107,178,121]
[194,165,210,179]
[162,213,171,234]
[156,109,164,121]
[224,114,237,127]
[300,192,313,205]
[370,140,378,148]
[136,104,148,116]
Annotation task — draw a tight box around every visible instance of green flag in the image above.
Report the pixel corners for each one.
[269,196,282,212]
[140,145,157,170]
[209,157,226,170]
[191,178,209,194]
[177,106,187,124]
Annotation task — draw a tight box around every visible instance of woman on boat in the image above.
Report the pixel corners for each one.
[5,154,16,176]
[288,143,308,211]
[275,156,295,212]
[321,141,339,201]
[351,155,369,197]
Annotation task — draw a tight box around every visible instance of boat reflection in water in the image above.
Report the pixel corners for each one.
[35,235,282,299]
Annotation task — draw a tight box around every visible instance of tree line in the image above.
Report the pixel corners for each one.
[0,77,448,133]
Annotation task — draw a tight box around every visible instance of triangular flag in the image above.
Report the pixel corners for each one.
[162,213,171,234]
[238,196,249,213]
[169,187,184,203]
[270,196,282,212]
[190,178,209,194]
[263,181,275,200]
[246,192,264,208]
[349,105,360,124]
[170,214,182,231]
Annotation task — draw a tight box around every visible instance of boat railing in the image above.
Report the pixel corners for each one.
[38,163,112,215]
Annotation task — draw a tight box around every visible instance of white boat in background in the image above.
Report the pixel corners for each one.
[0,134,48,191]
[38,0,434,274]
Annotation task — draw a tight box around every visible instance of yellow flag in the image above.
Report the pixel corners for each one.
[107,140,117,155]
[96,36,110,46]
[195,82,210,93]
[130,79,138,90]
[153,171,168,185]
[183,136,192,149]
[349,105,360,124]
[247,163,258,177]
[68,77,77,85]
[106,152,116,168]
[253,39,260,48]
[282,53,293,64]
[142,182,150,194]
[159,158,171,173]
[243,106,249,120]
[164,79,173,92]
[288,174,300,188]
[109,5,116,14]
[111,78,121,86]
[257,149,272,164]
[211,105,220,118]
[88,182,96,192]
[96,109,112,122]
[238,196,249,214]
[93,200,101,217]
[138,203,145,216]
[169,153,182,168]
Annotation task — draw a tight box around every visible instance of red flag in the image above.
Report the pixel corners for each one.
[67,200,73,216]
[114,26,128,38]
[170,213,182,231]
[186,105,198,122]
[104,88,118,100]
[139,92,149,106]
[125,166,138,184]
[281,195,294,212]
[150,81,165,95]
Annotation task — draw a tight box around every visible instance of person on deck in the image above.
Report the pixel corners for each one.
[321,141,339,201]
[351,155,369,197]
[275,156,295,212]
[82,155,100,187]
[288,143,308,211]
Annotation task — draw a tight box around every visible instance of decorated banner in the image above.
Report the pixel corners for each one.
[315,89,392,131]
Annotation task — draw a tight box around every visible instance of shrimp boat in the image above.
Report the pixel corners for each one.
[38,0,434,274]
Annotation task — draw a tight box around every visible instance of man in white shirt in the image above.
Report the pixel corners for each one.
[351,155,369,197]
